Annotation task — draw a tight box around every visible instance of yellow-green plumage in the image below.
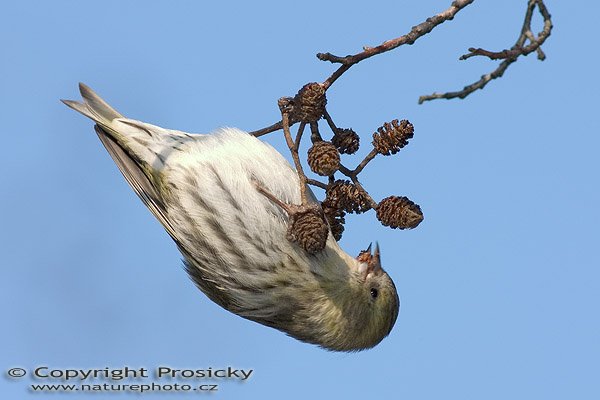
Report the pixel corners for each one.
[62,83,399,351]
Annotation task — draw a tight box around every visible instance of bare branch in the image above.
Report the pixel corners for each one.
[317,0,475,90]
[309,122,323,143]
[278,98,309,204]
[244,1,551,241]
[353,149,378,176]
[333,170,377,210]
[249,120,283,137]
[419,0,552,103]
[322,109,338,133]
[460,47,524,61]
[307,179,328,190]
[294,122,306,150]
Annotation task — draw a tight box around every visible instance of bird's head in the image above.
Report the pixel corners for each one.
[349,243,400,348]
[310,242,400,351]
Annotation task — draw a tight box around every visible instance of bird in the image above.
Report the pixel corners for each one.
[62,83,399,351]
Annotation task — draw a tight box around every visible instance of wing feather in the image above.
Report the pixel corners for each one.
[94,125,177,239]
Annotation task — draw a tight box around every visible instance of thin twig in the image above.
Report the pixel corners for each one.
[251,0,552,134]
[524,31,546,60]
[349,178,378,209]
[254,182,292,213]
[323,109,338,133]
[307,179,328,190]
[418,60,514,103]
[353,149,378,176]
[250,120,283,137]
[460,47,523,61]
[309,122,323,143]
[336,163,378,209]
[294,122,306,150]
[337,164,354,178]
[317,0,475,90]
[281,110,308,204]
[419,0,552,103]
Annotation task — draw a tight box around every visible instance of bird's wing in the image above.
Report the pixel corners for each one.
[62,83,197,239]
[93,125,178,239]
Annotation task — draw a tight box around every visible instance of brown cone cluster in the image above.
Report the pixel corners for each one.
[275,83,425,247]
[332,128,360,155]
[286,205,329,254]
[372,119,414,156]
[376,196,423,229]
[292,82,327,123]
[307,141,340,176]
[325,180,372,214]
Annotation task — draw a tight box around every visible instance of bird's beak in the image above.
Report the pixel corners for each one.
[370,242,382,275]
[356,242,382,277]
[357,243,372,263]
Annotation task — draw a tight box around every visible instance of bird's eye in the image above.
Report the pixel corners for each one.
[370,288,378,299]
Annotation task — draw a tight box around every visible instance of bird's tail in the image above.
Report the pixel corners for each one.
[61,83,161,164]
[61,83,178,239]
[61,82,123,126]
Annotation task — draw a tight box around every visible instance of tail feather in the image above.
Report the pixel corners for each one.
[61,83,123,127]
[62,83,179,240]
[60,99,98,123]
[62,83,163,162]
[79,82,122,122]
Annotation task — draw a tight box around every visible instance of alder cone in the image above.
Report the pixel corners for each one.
[287,205,329,254]
[292,82,327,123]
[325,180,371,214]
[322,198,346,242]
[332,128,360,155]
[376,196,423,229]
[307,141,340,176]
[372,119,414,156]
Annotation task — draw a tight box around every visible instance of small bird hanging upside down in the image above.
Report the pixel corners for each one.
[62,83,399,352]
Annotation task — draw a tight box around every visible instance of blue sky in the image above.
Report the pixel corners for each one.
[2,1,598,399]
